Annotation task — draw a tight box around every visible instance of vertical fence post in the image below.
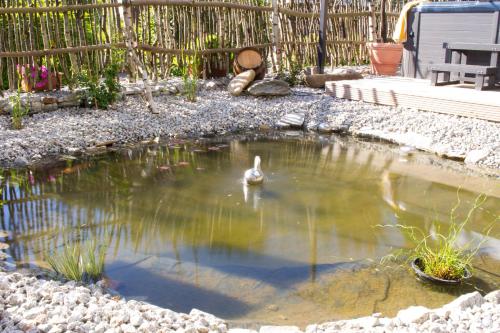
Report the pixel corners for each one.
[367,0,377,42]
[317,0,327,74]
[380,0,388,43]
[271,0,282,72]
[123,0,158,114]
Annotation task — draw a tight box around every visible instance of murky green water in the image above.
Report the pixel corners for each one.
[1,134,499,327]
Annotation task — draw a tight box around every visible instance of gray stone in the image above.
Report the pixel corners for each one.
[318,123,348,134]
[247,80,290,96]
[228,329,258,333]
[28,100,43,113]
[204,81,218,91]
[399,145,416,156]
[317,123,333,133]
[397,306,431,325]
[14,156,29,167]
[266,304,279,312]
[331,68,362,76]
[41,102,59,112]
[278,113,305,129]
[444,292,484,311]
[259,326,303,333]
[130,311,144,327]
[304,70,362,88]
[42,96,58,105]
[57,93,82,108]
[123,85,144,96]
[464,148,491,164]
[484,290,500,304]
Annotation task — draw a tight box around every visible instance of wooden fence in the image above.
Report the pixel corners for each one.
[0,0,403,90]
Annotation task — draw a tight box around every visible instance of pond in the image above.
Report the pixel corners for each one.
[1,133,499,327]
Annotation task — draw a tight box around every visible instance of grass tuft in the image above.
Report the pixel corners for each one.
[181,51,199,102]
[46,239,107,283]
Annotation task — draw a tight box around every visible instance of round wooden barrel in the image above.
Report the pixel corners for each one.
[233,47,266,80]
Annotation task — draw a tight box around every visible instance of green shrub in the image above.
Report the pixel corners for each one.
[77,64,121,109]
[47,239,107,283]
[9,90,29,130]
[379,194,496,280]
[278,57,303,87]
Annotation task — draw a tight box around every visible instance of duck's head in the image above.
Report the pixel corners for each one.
[254,156,261,170]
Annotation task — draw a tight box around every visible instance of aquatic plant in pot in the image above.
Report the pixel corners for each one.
[366,0,403,76]
[379,194,496,284]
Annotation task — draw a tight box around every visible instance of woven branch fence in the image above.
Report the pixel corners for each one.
[0,0,403,91]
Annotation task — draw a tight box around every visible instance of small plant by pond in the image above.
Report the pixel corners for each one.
[46,238,107,283]
[379,194,497,282]
[9,88,29,130]
[77,64,121,109]
[181,53,200,102]
[278,55,304,87]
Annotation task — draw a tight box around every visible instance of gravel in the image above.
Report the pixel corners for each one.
[0,271,227,333]
[305,290,500,333]
[0,81,499,171]
[0,270,498,333]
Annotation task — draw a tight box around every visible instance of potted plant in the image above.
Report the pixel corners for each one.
[17,64,62,92]
[366,0,403,76]
[379,195,494,284]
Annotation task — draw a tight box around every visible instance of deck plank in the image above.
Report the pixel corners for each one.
[325,77,500,122]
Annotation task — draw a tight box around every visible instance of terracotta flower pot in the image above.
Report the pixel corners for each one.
[367,43,403,76]
[21,78,32,93]
[20,72,62,92]
[34,72,62,92]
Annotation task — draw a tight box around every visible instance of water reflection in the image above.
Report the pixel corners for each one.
[0,134,499,326]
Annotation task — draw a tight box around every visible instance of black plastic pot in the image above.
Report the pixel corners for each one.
[411,258,472,285]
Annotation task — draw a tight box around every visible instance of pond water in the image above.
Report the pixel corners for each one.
[1,134,499,327]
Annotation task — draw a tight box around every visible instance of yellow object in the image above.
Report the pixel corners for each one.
[392,0,427,43]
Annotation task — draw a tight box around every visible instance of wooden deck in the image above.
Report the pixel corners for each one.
[325,77,500,122]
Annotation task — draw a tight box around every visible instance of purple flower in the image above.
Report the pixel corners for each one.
[40,66,48,79]
[35,80,47,89]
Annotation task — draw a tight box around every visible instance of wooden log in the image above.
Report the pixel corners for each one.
[0,3,122,14]
[130,0,272,12]
[0,4,398,18]
[233,47,266,80]
[0,41,367,59]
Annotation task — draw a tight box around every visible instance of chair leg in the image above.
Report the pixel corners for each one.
[431,71,438,86]
[443,71,450,82]
[487,75,496,89]
[475,75,485,91]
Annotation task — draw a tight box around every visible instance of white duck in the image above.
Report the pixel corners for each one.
[244,156,264,185]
